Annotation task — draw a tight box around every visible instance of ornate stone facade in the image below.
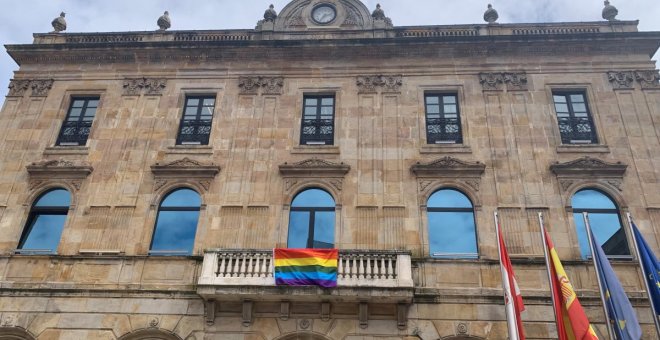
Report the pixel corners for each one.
[0,0,659,339]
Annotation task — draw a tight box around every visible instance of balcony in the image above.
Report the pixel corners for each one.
[197,249,413,303]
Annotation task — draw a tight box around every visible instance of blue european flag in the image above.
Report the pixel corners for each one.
[632,222,660,319]
[590,227,642,339]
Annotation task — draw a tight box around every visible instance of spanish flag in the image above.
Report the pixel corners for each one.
[544,230,599,340]
[274,249,338,288]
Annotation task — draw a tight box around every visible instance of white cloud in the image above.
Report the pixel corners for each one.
[0,0,658,96]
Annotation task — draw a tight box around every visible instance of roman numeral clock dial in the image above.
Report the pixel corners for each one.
[312,4,337,24]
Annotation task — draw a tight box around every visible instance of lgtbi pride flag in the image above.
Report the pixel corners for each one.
[274,248,338,288]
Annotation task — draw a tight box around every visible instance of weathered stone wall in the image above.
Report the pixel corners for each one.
[0,22,659,339]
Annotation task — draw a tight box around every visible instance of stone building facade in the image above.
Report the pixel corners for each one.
[1,0,660,339]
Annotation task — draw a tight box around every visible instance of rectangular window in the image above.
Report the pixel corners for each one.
[553,92,598,144]
[56,97,99,146]
[425,93,462,144]
[176,96,216,145]
[300,95,335,145]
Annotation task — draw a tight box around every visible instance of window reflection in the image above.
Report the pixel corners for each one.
[18,189,71,253]
[427,189,478,259]
[572,189,629,259]
[287,189,335,248]
[150,188,201,255]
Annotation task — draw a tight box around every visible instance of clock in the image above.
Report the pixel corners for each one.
[312,4,337,24]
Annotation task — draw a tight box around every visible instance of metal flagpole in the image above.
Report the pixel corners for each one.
[626,212,660,337]
[583,212,615,340]
[537,212,562,337]
[494,211,520,340]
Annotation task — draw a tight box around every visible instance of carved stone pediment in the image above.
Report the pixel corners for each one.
[411,156,486,178]
[27,159,93,179]
[279,158,350,177]
[151,157,220,178]
[550,156,627,177]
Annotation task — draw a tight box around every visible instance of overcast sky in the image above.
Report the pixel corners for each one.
[1,0,658,96]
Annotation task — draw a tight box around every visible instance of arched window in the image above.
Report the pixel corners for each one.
[18,188,70,254]
[150,188,201,255]
[572,189,630,259]
[427,188,478,259]
[287,188,335,249]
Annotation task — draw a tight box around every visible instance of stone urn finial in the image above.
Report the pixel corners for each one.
[372,4,386,21]
[51,12,67,33]
[602,0,618,21]
[157,11,171,31]
[264,4,277,22]
[483,4,499,24]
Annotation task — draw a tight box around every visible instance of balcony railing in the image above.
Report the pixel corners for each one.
[198,249,413,289]
[56,120,92,146]
[176,119,212,145]
[558,116,598,144]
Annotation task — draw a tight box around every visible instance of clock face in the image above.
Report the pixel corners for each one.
[312,5,336,24]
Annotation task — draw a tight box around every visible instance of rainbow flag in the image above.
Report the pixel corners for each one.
[274,248,338,288]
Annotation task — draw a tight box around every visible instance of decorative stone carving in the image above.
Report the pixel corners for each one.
[261,77,284,95]
[359,302,368,329]
[411,157,486,178]
[462,179,481,192]
[602,0,618,21]
[371,4,386,21]
[30,79,54,97]
[356,75,402,94]
[397,303,408,330]
[503,72,528,91]
[148,318,159,328]
[457,322,468,334]
[483,4,499,24]
[157,11,171,31]
[204,300,216,325]
[242,300,253,326]
[26,159,93,193]
[635,70,660,89]
[151,158,220,195]
[264,4,278,22]
[51,12,67,33]
[279,158,350,196]
[478,73,504,91]
[238,76,284,95]
[321,302,331,321]
[279,301,290,320]
[299,319,311,329]
[122,78,167,96]
[7,79,30,97]
[550,156,627,193]
[607,71,635,90]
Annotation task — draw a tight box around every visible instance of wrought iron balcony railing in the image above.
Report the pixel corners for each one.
[558,116,598,144]
[176,119,212,145]
[426,117,463,144]
[56,120,93,146]
[300,119,334,145]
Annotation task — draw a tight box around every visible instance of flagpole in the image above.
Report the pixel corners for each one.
[583,212,615,340]
[626,212,660,336]
[494,211,520,340]
[538,212,562,336]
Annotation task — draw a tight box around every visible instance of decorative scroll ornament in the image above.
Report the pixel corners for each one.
[150,157,220,195]
[503,72,528,91]
[411,156,486,177]
[478,73,504,91]
[279,158,350,195]
[635,70,660,89]
[356,75,403,94]
[122,78,167,96]
[30,79,54,97]
[7,79,30,97]
[607,71,635,90]
[239,76,284,95]
[26,159,93,193]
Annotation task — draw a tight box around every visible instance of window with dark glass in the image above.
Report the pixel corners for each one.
[300,95,335,145]
[56,97,99,146]
[150,188,201,255]
[176,96,216,145]
[18,189,71,254]
[427,189,477,258]
[572,189,630,259]
[553,92,598,144]
[287,189,335,248]
[425,93,462,144]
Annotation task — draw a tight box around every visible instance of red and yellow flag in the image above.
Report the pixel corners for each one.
[544,230,599,340]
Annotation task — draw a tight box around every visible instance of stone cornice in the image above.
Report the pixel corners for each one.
[550,156,627,177]
[279,158,350,177]
[150,158,220,178]
[411,157,486,178]
[8,30,660,66]
[26,159,93,179]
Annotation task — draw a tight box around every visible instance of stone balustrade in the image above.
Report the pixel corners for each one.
[198,249,413,289]
[31,21,639,45]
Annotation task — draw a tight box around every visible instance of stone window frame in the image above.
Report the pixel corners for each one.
[48,89,106,152]
[550,156,631,260]
[416,85,472,154]
[545,84,610,154]
[411,156,486,259]
[291,86,342,155]
[170,88,223,150]
[277,158,350,248]
[15,160,93,254]
[145,158,220,256]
